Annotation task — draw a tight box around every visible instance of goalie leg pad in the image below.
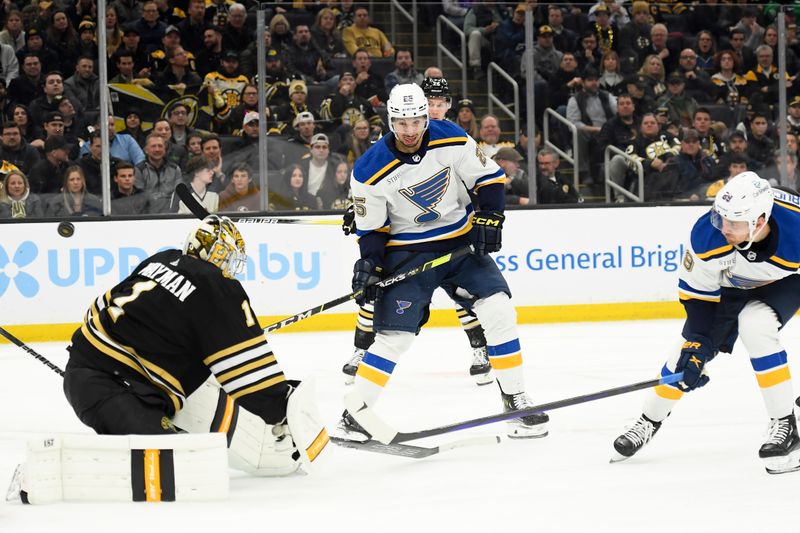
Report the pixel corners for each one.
[285,378,329,466]
[16,433,228,504]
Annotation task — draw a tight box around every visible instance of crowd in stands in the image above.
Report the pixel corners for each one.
[0,1,799,218]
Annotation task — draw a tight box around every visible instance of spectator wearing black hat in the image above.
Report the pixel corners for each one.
[255,48,293,109]
[149,25,197,74]
[195,24,224,78]
[624,75,654,118]
[32,111,79,160]
[177,0,207,54]
[715,129,759,176]
[454,98,479,138]
[0,122,41,176]
[64,55,100,114]
[656,71,698,128]
[204,49,249,111]
[133,1,167,54]
[566,65,617,184]
[77,19,99,59]
[115,23,152,78]
[524,24,563,83]
[15,28,58,75]
[493,146,529,206]
[28,134,74,195]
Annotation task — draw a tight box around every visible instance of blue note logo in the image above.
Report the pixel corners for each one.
[400,167,450,223]
[0,241,40,298]
[395,300,412,315]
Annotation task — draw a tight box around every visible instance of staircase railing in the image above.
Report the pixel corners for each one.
[604,145,645,203]
[436,15,467,99]
[390,0,418,63]
[487,62,519,144]
[543,108,579,190]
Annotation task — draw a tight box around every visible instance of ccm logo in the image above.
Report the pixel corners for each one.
[474,217,500,226]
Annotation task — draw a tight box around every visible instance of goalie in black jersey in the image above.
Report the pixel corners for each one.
[62,215,329,476]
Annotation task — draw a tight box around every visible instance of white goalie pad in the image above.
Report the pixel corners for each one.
[13,433,228,504]
[285,378,329,465]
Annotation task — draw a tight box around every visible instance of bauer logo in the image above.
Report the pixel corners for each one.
[0,241,40,298]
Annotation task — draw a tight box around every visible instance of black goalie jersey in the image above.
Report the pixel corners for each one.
[67,249,288,423]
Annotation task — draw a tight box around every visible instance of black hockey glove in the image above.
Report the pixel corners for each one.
[471,211,505,255]
[352,259,383,306]
[342,205,356,236]
[674,335,714,391]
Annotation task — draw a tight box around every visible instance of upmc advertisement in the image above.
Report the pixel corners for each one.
[0,206,708,332]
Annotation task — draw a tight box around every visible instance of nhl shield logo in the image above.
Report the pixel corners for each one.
[396,300,412,314]
[412,154,421,163]
[747,251,757,261]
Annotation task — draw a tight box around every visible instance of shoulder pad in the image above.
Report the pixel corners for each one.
[352,139,400,186]
[427,120,469,145]
[768,199,800,270]
[690,212,733,261]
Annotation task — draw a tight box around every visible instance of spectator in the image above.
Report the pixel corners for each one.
[711,49,747,106]
[201,134,229,192]
[692,107,725,164]
[576,31,601,74]
[219,162,260,212]
[599,51,625,96]
[463,0,502,79]
[204,50,249,111]
[258,48,293,109]
[597,93,638,154]
[311,7,346,59]
[342,5,395,58]
[494,4,527,77]
[271,79,315,136]
[764,150,800,190]
[337,0,357,33]
[606,113,680,201]
[788,96,800,136]
[656,72,698,128]
[528,24,562,83]
[110,50,151,85]
[624,75,654,117]
[619,1,652,74]
[454,98,479,138]
[0,169,43,219]
[8,104,36,144]
[717,129,759,174]
[385,49,424,94]
[284,24,332,84]
[729,28,755,74]
[673,128,718,200]
[0,40,18,85]
[205,0,233,27]
[28,135,73,195]
[105,5,124,58]
[547,5,578,54]
[639,24,678,74]
[78,131,123,195]
[693,30,717,75]
[270,14,293,51]
[0,79,11,124]
[31,111,67,154]
[546,52,582,111]
[223,83,259,135]
[134,0,167,53]
[0,122,40,176]
[177,0,207,54]
[300,132,340,201]
[763,25,799,74]
[77,19,99,60]
[16,28,58,75]
[744,45,788,110]
[476,114,515,159]
[731,6,764,51]
[224,111,263,175]
[45,165,102,217]
[64,56,100,113]
[286,111,317,165]
[85,116,146,165]
[8,54,43,107]
[493,146,529,205]
[318,160,351,210]
[115,24,152,78]
[174,155,219,214]
[352,48,387,105]
[746,110,775,168]
[536,147,582,204]
[112,0,143,25]
[165,103,195,149]
[150,24,194,73]
[134,133,182,213]
[337,115,371,165]
[222,4,251,53]
[195,25,224,78]
[0,11,26,53]
[589,4,619,55]
[271,163,320,210]
[566,66,617,182]
[111,161,153,215]
[157,45,202,86]
[185,131,204,160]
[638,54,666,102]
[320,71,381,134]
[674,48,716,104]
[47,10,81,73]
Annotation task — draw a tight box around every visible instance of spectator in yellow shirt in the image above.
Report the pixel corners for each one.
[341,5,394,58]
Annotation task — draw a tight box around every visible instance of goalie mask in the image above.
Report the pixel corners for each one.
[183,215,246,278]
[711,171,773,250]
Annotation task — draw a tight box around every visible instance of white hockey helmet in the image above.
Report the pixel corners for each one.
[711,171,773,248]
[386,83,429,135]
[183,215,246,278]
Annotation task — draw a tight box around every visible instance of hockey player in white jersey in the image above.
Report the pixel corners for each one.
[613,173,800,474]
[340,83,548,439]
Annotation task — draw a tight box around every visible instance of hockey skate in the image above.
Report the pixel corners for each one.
[470,346,494,386]
[342,349,365,385]
[759,414,800,475]
[610,414,662,463]
[502,392,549,439]
[334,410,371,442]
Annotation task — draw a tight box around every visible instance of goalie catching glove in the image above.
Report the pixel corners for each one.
[471,211,505,255]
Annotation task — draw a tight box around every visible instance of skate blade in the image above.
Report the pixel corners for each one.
[473,373,494,386]
[609,451,633,464]
[764,448,800,475]
[343,373,355,386]
[332,424,369,443]
[506,423,548,439]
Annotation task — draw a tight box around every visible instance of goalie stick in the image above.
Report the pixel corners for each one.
[330,435,501,459]
[175,183,340,225]
[346,372,685,445]
[0,326,64,377]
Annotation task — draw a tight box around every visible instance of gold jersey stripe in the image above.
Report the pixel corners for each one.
[229,374,286,400]
[216,355,276,384]
[204,335,266,365]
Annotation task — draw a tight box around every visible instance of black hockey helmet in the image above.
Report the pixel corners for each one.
[421,77,451,104]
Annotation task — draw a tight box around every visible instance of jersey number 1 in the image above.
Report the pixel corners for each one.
[107,281,158,322]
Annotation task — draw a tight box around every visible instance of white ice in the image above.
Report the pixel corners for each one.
[2,319,800,532]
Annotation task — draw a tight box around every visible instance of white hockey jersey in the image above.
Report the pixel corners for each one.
[350,120,506,249]
[678,189,800,305]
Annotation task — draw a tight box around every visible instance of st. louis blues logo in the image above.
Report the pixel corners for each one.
[396,300,412,314]
[399,168,450,223]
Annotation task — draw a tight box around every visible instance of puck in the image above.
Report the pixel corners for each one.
[57,221,75,238]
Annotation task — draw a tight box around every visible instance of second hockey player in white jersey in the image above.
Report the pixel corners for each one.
[613,172,800,474]
[340,83,548,440]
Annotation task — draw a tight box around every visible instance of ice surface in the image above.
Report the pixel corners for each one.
[2,319,799,532]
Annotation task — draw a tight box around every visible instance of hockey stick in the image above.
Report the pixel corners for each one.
[263,244,474,333]
[347,372,685,445]
[175,183,339,225]
[330,434,501,459]
[0,326,64,377]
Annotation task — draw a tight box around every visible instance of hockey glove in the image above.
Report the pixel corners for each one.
[342,205,356,236]
[471,211,505,255]
[675,335,714,391]
[352,259,383,306]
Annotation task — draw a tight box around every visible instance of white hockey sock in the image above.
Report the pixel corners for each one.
[353,330,414,407]
[473,293,525,394]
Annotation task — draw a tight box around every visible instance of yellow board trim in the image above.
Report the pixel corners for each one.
[756,367,791,388]
[1,302,690,341]
[488,353,523,370]
[355,364,389,387]
[143,449,162,503]
[655,384,684,400]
